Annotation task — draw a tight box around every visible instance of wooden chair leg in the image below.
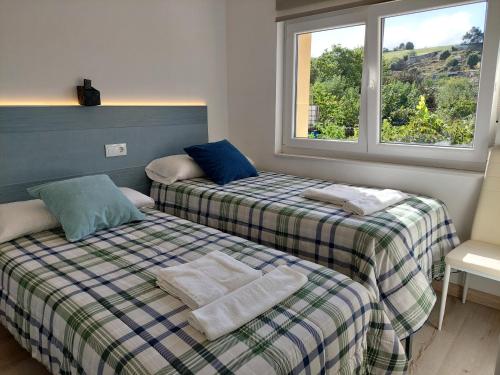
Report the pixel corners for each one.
[438,264,451,331]
[462,272,470,304]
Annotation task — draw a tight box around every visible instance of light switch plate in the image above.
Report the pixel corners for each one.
[105,143,127,157]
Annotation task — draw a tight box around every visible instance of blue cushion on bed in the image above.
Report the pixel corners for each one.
[184,140,258,185]
[27,175,145,242]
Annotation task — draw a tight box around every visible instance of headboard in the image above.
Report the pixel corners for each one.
[0,106,208,203]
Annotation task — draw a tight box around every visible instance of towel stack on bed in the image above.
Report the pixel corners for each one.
[303,184,409,215]
[156,250,262,309]
[156,250,308,340]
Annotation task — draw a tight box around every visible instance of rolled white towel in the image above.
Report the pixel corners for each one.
[303,184,408,216]
[187,265,308,341]
[156,250,262,309]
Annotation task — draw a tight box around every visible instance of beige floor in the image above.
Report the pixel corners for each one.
[410,295,500,375]
[1,295,499,375]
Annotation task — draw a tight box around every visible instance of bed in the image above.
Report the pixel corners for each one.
[0,208,407,374]
[151,171,460,340]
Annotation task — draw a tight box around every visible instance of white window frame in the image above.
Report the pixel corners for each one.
[280,0,500,167]
[283,10,369,153]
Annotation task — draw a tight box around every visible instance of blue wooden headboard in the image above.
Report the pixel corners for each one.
[0,106,208,203]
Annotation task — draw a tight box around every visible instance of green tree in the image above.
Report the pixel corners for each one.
[381,80,420,125]
[462,26,484,44]
[405,42,415,50]
[437,78,477,120]
[311,45,363,87]
[467,53,480,68]
[439,50,451,60]
[381,119,402,142]
[382,96,474,146]
[445,120,474,145]
[446,57,459,68]
[308,45,363,140]
[401,96,445,144]
[311,82,360,133]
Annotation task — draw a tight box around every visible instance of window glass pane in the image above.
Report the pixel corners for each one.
[380,2,487,147]
[295,25,365,141]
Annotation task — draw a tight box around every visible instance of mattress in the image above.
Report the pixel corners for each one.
[151,171,460,340]
[0,208,407,374]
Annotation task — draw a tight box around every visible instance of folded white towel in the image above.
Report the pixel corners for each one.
[303,184,360,206]
[156,250,262,309]
[343,189,409,215]
[303,184,408,216]
[187,265,308,341]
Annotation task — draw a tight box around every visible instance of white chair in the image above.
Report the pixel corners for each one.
[438,146,500,330]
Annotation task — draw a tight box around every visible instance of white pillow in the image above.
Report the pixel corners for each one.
[0,187,154,244]
[145,154,205,185]
[120,187,155,209]
[0,199,59,244]
[145,153,256,185]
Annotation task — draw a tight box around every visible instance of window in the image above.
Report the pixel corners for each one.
[294,25,365,142]
[281,0,500,167]
[380,3,486,148]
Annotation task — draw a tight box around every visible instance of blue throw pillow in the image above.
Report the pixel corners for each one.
[28,175,145,242]
[184,140,258,185]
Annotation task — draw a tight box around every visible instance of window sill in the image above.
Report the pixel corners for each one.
[275,146,487,175]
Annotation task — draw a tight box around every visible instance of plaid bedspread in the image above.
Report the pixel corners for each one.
[151,171,460,340]
[0,209,407,374]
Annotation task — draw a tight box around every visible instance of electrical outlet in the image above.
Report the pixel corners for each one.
[105,143,127,157]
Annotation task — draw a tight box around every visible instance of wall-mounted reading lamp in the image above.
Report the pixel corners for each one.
[77,79,101,106]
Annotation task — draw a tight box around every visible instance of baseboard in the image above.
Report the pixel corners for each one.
[433,280,500,311]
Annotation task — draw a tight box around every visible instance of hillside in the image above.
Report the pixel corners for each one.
[383,43,482,83]
[383,45,452,60]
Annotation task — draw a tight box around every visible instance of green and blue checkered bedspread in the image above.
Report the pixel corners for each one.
[151,171,460,340]
[0,209,407,374]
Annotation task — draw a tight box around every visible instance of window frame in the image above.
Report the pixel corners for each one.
[282,9,369,153]
[280,0,500,168]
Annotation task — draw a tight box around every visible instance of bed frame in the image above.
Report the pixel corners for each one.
[0,106,208,203]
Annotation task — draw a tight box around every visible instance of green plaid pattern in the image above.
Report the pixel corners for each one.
[0,209,407,374]
[151,171,460,340]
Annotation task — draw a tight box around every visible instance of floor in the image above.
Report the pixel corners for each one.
[0,296,499,375]
[409,295,500,375]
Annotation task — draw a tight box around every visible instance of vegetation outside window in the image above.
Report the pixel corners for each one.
[281,0,500,168]
[380,3,486,148]
[294,25,365,142]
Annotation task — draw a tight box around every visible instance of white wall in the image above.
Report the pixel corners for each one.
[0,0,228,140]
[226,0,500,296]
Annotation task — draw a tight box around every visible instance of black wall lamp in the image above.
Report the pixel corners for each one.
[77,79,101,106]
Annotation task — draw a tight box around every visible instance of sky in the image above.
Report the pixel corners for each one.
[310,1,487,57]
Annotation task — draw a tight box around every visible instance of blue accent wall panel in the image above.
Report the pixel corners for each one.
[0,106,208,203]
